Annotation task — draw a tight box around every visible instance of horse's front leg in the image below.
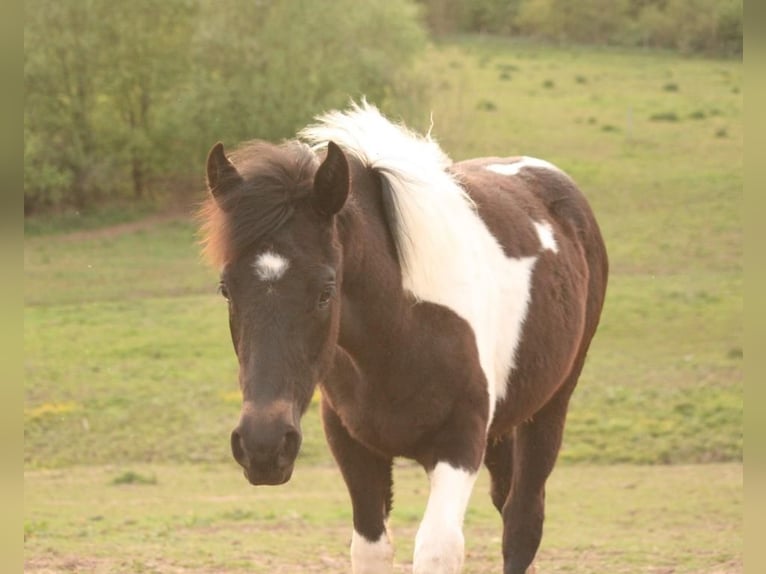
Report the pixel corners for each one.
[413,462,478,574]
[413,412,487,574]
[321,398,394,574]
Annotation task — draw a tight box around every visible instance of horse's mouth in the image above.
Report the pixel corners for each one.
[242,463,294,486]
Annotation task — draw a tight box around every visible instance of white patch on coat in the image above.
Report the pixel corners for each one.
[413,462,477,574]
[533,220,559,253]
[253,251,290,281]
[492,256,537,404]
[300,101,538,422]
[486,156,560,176]
[351,529,394,574]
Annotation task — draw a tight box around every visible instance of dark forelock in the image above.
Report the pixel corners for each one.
[200,140,319,267]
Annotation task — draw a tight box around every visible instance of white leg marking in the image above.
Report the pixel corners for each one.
[253,250,290,281]
[413,463,477,574]
[351,529,394,574]
[533,220,559,253]
[486,156,560,176]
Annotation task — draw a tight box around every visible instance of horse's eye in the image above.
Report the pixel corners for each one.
[218,282,230,301]
[317,284,335,310]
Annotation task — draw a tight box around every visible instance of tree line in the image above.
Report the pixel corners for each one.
[419,0,742,56]
[25,0,741,214]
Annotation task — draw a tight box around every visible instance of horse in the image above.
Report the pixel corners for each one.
[199,101,608,574]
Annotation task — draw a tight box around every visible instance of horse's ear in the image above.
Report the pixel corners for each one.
[206,142,242,201]
[313,141,349,216]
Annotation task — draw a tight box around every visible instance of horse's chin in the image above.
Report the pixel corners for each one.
[243,464,294,486]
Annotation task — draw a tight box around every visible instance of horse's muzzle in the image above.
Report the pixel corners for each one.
[230,423,301,486]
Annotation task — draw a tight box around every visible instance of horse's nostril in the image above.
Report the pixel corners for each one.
[281,429,301,461]
[231,429,246,466]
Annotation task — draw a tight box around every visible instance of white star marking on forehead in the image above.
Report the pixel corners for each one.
[253,251,290,281]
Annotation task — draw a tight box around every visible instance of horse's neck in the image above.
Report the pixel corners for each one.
[332,191,411,387]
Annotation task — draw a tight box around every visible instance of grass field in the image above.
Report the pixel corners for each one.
[24,37,742,572]
[24,462,742,573]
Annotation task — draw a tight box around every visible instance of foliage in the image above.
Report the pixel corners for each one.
[25,0,104,212]
[183,0,426,151]
[24,0,199,212]
[630,0,743,55]
[24,0,426,214]
[516,0,632,45]
[417,0,524,35]
[24,0,741,214]
[417,0,743,56]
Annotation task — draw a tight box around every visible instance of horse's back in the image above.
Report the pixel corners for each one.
[452,156,604,256]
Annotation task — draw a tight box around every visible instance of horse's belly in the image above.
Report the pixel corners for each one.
[491,250,590,430]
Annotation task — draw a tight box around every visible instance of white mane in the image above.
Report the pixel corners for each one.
[299,101,476,300]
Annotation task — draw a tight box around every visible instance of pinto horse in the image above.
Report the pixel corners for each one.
[199,102,608,574]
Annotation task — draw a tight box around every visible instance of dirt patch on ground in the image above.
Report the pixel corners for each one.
[25,555,221,574]
[24,552,743,574]
[52,212,192,243]
[25,553,378,574]
[25,556,110,574]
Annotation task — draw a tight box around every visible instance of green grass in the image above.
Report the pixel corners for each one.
[22,277,741,468]
[24,218,214,306]
[409,38,742,274]
[24,37,742,572]
[24,462,742,573]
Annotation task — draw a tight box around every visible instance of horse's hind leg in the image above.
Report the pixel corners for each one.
[321,399,394,574]
[484,432,514,514]
[501,379,577,574]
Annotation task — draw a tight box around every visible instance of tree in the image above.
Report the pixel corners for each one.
[25,0,428,213]
[516,0,630,44]
[97,0,198,200]
[24,0,198,210]
[187,0,427,146]
[25,0,102,211]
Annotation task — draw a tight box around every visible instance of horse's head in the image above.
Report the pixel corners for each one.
[202,140,350,485]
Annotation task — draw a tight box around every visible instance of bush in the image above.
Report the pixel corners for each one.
[516,0,631,45]
[417,0,742,57]
[637,0,742,56]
